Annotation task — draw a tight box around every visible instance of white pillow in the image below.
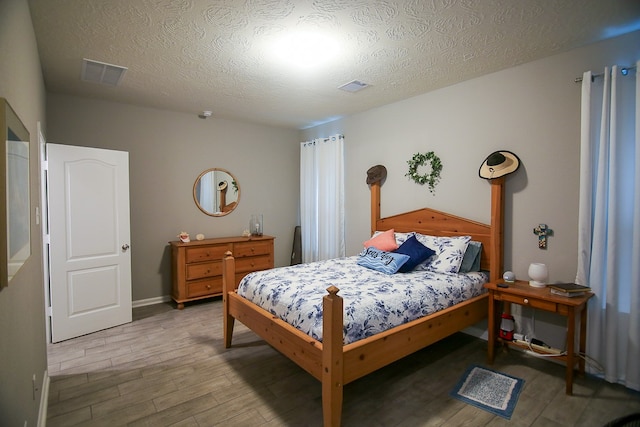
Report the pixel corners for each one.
[413,234,471,274]
[393,231,414,246]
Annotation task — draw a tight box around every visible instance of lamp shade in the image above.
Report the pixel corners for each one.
[528,263,548,288]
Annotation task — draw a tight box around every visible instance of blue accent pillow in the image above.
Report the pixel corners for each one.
[357,247,410,274]
[459,241,483,273]
[394,235,436,273]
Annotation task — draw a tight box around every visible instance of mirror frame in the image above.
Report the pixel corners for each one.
[1,98,31,289]
[193,167,241,217]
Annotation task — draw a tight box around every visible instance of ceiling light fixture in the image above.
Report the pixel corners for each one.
[270,30,341,70]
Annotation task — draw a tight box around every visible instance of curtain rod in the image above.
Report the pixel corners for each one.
[574,65,636,83]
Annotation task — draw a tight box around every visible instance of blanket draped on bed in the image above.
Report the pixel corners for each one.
[237,256,488,345]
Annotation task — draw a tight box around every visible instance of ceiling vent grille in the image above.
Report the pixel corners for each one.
[81,58,127,86]
[338,80,370,93]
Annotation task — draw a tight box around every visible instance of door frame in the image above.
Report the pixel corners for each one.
[38,122,52,343]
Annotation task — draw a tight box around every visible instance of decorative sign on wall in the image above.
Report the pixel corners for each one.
[405,151,442,195]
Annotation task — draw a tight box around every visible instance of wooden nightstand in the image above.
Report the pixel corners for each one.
[484,280,594,395]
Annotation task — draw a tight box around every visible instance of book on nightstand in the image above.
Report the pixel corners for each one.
[548,283,591,297]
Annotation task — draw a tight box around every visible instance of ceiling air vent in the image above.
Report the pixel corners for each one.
[338,80,370,93]
[81,58,127,86]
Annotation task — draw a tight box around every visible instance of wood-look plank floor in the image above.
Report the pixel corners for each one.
[47,299,640,426]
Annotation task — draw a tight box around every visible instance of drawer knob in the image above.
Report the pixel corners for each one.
[206,285,211,290]
[523,298,529,304]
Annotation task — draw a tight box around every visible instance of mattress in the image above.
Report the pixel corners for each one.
[237,256,488,345]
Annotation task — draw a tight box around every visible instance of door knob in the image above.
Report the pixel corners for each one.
[122,244,130,251]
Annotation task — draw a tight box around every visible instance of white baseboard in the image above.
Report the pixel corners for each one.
[38,370,49,427]
[132,295,171,308]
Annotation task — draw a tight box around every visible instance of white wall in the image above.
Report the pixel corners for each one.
[302,30,640,347]
[0,0,48,425]
[46,95,300,301]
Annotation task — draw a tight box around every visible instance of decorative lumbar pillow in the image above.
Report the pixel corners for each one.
[394,235,436,273]
[413,234,471,274]
[357,247,409,274]
[459,241,483,273]
[363,228,398,251]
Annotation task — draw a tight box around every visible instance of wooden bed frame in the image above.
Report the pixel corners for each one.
[222,177,505,426]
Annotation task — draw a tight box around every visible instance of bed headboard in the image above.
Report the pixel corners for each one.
[369,178,505,282]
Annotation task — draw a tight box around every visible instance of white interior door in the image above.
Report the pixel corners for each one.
[46,143,132,342]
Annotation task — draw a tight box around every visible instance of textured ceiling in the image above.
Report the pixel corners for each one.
[28,0,640,129]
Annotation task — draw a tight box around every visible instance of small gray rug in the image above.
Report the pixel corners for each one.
[450,364,524,419]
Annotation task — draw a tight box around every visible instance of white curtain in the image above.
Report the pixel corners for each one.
[577,61,640,391]
[300,134,345,263]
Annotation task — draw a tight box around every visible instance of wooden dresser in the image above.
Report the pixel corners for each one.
[170,235,274,309]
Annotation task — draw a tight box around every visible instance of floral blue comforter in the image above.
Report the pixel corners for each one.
[237,256,488,345]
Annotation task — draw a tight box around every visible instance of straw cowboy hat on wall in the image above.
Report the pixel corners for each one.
[478,151,520,179]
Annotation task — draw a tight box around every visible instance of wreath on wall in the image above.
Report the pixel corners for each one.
[405,151,442,194]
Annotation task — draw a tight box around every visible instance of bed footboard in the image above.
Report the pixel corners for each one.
[221,253,489,427]
[222,252,328,381]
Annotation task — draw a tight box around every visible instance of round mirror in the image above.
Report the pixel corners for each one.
[193,168,240,216]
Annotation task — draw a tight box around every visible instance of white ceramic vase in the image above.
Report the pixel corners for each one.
[528,263,548,288]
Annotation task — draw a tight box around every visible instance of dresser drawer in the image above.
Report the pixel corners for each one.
[235,255,273,273]
[186,261,222,280]
[500,292,558,312]
[234,240,272,258]
[186,277,223,298]
[185,244,231,263]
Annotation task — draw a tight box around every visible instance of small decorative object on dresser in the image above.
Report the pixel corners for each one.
[170,235,274,309]
[250,214,263,236]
